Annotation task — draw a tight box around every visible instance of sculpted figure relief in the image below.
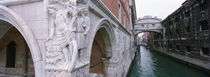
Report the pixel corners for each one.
[45,0,78,73]
[77,7,90,35]
[75,0,90,51]
[45,0,90,76]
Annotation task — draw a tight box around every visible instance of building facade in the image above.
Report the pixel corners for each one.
[0,0,137,77]
[162,0,210,72]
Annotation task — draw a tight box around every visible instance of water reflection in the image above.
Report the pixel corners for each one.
[127,46,209,77]
[140,46,155,77]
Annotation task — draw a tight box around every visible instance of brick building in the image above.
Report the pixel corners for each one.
[101,0,136,32]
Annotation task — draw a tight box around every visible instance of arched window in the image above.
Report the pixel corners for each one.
[6,41,16,68]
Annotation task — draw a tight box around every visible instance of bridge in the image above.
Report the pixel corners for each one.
[134,16,163,35]
[133,16,164,46]
[139,43,147,46]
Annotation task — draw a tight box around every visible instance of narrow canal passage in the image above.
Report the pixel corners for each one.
[128,46,209,77]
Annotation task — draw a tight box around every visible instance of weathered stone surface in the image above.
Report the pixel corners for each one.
[0,0,136,77]
[56,71,70,77]
[135,15,162,34]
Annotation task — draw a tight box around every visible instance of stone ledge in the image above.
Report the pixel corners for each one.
[72,63,89,72]
[154,49,210,75]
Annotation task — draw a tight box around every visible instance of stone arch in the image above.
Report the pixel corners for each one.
[135,31,162,41]
[87,18,116,58]
[135,31,163,46]
[0,5,42,77]
[135,30,162,36]
[88,18,116,76]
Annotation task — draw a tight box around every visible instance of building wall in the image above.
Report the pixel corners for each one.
[101,0,131,31]
[162,0,210,66]
[83,0,136,75]
[0,0,137,77]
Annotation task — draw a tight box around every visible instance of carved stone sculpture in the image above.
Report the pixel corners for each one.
[45,0,78,74]
[79,8,90,35]
[75,0,90,63]
[45,0,90,76]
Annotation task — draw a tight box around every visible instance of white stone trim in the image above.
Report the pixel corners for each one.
[87,18,116,61]
[0,0,42,6]
[0,5,43,77]
[87,18,117,76]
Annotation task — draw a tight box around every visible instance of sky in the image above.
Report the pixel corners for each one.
[135,0,186,19]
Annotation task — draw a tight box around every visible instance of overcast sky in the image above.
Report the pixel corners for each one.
[135,0,186,19]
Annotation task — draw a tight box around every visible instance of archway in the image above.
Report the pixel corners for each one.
[89,27,112,77]
[135,31,162,44]
[0,21,34,76]
[89,19,115,77]
[135,31,163,50]
[0,5,42,77]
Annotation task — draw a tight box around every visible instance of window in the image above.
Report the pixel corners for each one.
[6,41,16,68]
[169,43,172,49]
[200,2,207,11]
[124,13,126,26]
[186,26,190,33]
[175,17,180,22]
[176,45,180,50]
[141,24,144,27]
[200,20,208,31]
[201,48,209,56]
[118,3,121,23]
[186,46,191,52]
[176,27,180,34]
[185,11,190,17]
[152,24,155,26]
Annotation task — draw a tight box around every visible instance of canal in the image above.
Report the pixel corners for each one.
[127,46,209,77]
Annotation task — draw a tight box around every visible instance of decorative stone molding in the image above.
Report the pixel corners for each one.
[76,0,90,50]
[45,0,90,76]
[87,18,116,65]
[0,0,42,6]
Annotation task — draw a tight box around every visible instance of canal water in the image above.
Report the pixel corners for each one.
[128,46,209,77]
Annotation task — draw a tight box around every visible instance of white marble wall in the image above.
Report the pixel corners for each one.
[0,0,135,77]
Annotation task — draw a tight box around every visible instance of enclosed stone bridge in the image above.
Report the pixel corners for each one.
[134,16,163,36]
[134,16,163,45]
[0,0,136,77]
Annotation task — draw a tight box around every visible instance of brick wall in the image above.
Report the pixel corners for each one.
[101,0,131,31]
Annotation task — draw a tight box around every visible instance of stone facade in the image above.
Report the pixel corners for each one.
[0,0,136,77]
[159,0,210,73]
[162,0,210,62]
